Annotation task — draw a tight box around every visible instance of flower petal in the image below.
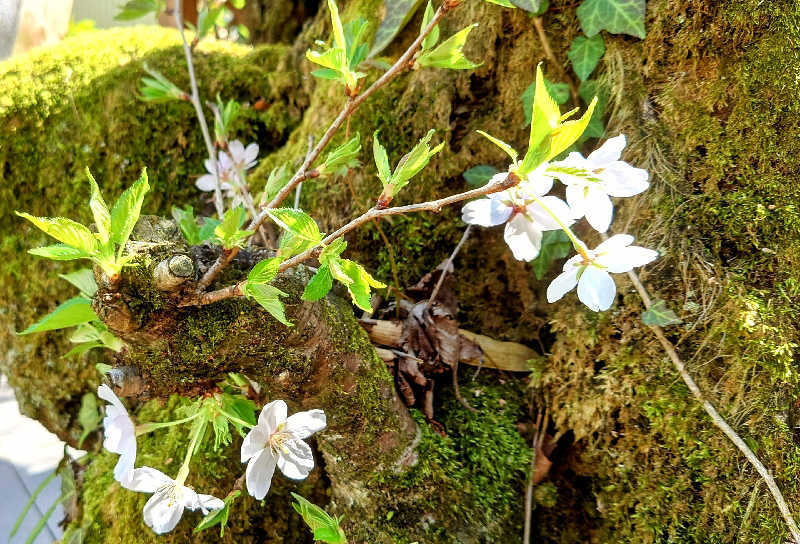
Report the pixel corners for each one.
[97,384,126,412]
[196,174,216,192]
[286,409,327,440]
[583,190,613,233]
[503,215,543,262]
[525,196,574,231]
[602,246,659,273]
[277,439,315,480]
[602,161,650,197]
[196,494,225,515]
[577,267,616,311]
[595,234,633,254]
[524,170,554,197]
[461,198,511,227]
[258,400,288,434]
[113,434,137,485]
[243,143,259,167]
[126,467,173,493]
[228,140,245,160]
[546,267,580,303]
[587,134,625,166]
[245,448,277,501]
[241,426,269,463]
[565,184,588,220]
[143,489,185,534]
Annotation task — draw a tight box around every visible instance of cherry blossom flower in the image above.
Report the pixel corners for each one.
[220,140,259,173]
[461,169,574,261]
[548,135,649,233]
[546,234,658,311]
[97,384,137,487]
[126,467,224,534]
[195,157,235,197]
[241,400,326,501]
[195,140,259,203]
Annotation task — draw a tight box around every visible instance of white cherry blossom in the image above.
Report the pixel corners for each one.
[547,234,658,311]
[97,384,137,487]
[195,156,235,197]
[126,467,224,534]
[195,140,259,203]
[548,135,649,233]
[461,168,574,261]
[241,400,326,501]
[220,140,259,172]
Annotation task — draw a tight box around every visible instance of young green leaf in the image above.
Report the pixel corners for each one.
[642,300,682,327]
[319,238,348,262]
[64,341,103,359]
[577,0,646,39]
[139,65,186,103]
[389,129,444,194]
[319,134,361,177]
[372,131,392,186]
[194,491,241,538]
[343,17,370,68]
[567,34,606,81]
[248,257,281,284]
[115,0,162,21]
[15,213,98,256]
[476,130,518,162]
[28,244,90,261]
[244,283,292,326]
[59,269,98,297]
[327,0,347,51]
[214,206,254,250]
[302,265,334,301]
[522,78,570,127]
[329,259,385,312]
[485,0,517,7]
[110,168,150,248]
[267,209,324,244]
[261,164,292,205]
[417,24,481,70]
[463,165,499,187]
[78,392,102,447]
[18,297,97,335]
[420,0,439,51]
[86,169,111,244]
[291,492,347,544]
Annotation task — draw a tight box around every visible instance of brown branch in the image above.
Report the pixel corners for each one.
[195,1,459,290]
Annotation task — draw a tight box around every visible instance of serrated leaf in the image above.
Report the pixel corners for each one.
[245,283,292,326]
[111,169,150,247]
[78,392,102,447]
[330,258,385,312]
[476,130,518,162]
[16,213,97,255]
[302,265,334,301]
[327,0,347,51]
[532,230,571,279]
[568,34,605,81]
[390,129,444,194]
[59,269,98,297]
[248,257,281,284]
[320,134,361,176]
[194,491,240,538]
[85,169,111,244]
[642,300,682,327]
[420,1,439,51]
[262,164,292,205]
[372,131,392,186]
[291,492,346,543]
[522,78,570,127]
[215,206,253,249]
[267,209,323,243]
[417,24,481,70]
[18,297,96,335]
[172,205,201,245]
[577,0,646,39]
[368,0,425,58]
[463,165,499,187]
[320,238,348,262]
[29,244,90,261]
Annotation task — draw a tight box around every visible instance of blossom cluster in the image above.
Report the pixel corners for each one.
[196,140,259,207]
[98,385,325,534]
[462,135,657,311]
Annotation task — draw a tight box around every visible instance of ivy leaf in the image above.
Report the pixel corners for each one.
[291,492,347,544]
[532,231,571,279]
[194,491,241,538]
[417,24,481,70]
[578,79,609,140]
[567,34,605,81]
[59,269,98,298]
[642,300,682,327]
[18,297,97,335]
[28,244,91,261]
[248,257,281,285]
[15,213,98,256]
[463,165,499,187]
[576,0,646,39]
[110,168,150,247]
[78,392,102,447]
[302,264,334,301]
[368,0,425,58]
[244,283,292,326]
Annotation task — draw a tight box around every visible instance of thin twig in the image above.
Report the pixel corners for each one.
[619,244,800,543]
[196,2,458,289]
[176,0,225,218]
[427,225,472,308]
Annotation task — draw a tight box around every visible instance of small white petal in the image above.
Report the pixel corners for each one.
[286,410,327,440]
[196,175,217,192]
[196,494,225,515]
[523,171,554,197]
[143,489,185,534]
[113,434,137,484]
[602,161,650,197]
[245,448,277,500]
[525,196,574,231]
[546,267,580,303]
[595,234,634,253]
[577,267,617,311]
[277,439,314,480]
[227,140,245,160]
[243,143,259,167]
[258,400,288,434]
[461,198,512,227]
[503,215,543,262]
[204,157,217,175]
[602,246,659,273]
[587,134,626,166]
[97,384,125,413]
[241,426,269,463]
[565,184,588,220]
[583,190,613,233]
[126,467,173,493]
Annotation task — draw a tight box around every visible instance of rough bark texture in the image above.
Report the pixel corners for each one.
[2,0,800,542]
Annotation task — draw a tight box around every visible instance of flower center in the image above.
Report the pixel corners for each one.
[156,483,183,508]
[268,423,293,456]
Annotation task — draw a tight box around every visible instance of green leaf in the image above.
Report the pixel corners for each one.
[485,0,516,7]
[567,34,605,81]
[231,0,246,8]
[302,265,334,301]
[291,493,347,543]
[509,0,543,12]
[78,392,102,447]
[70,323,103,343]
[372,131,392,186]
[390,129,444,194]
[463,165,499,187]
[139,64,186,103]
[16,213,97,256]
[248,257,281,284]
[532,230,571,279]
[110,169,150,248]
[194,491,240,538]
[197,5,225,40]
[343,18,370,68]
[420,1,439,51]
[172,205,201,244]
[522,78,570,127]
[214,206,254,250]
[28,244,90,261]
[9,470,58,539]
[59,269,98,297]
[245,283,292,326]
[64,341,103,359]
[115,0,161,21]
[262,164,292,205]
[527,64,561,151]
[641,300,682,327]
[417,24,481,70]
[313,527,347,543]
[329,258,385,312]
[476,130,518,162]
[267,209,323,244]
[327,0,347,51]
[320,134,361,177]
[18,297,97,335]
[577,79,609,141]
[368,0,425,58]
[237,24,251,40]
[320,238,348,262]
[85,169,111,244]
[576,0,646,39]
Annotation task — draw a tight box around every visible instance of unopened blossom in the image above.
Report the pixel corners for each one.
[126,467,224,534]
[461,169,574,261]
[97,384,137,487]
[546,234,658,311]
[241,400,326,500]
[548,135,649,233]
